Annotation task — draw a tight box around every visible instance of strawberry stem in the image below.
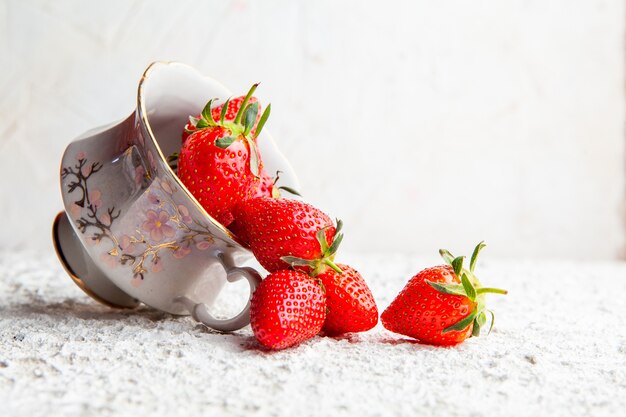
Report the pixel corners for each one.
[323,259,343,274]
[234,83,259,124]
[476,287,508,295]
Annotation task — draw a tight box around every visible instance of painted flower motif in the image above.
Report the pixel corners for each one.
[161,178,174,195]
[119,235,135,253]
[75,151,87,161]
[142,209,175,242]
[131,275,143,288]
[173,246,191,259]
[69,203,82,219]
[178,204,193,225]
[134,165,145,186]
[99,252,118,269]
[152,257,163,273]
[90,189,102,209]
[81,164,92,177]
[196,240,212,251]
[100,212,111,226]
[148,192,162,206]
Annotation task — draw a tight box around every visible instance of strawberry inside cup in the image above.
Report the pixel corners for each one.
[175,84,271,228]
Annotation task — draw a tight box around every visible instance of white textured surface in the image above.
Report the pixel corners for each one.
[1,250,625,416]
[0,0,624,259]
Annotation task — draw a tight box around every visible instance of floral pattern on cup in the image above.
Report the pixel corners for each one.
[142,209,176,242]
[62,153,215,285]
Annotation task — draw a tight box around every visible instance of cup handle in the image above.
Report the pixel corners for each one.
[175,251,262,332]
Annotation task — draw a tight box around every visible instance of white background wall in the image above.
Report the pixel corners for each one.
[0,0,624,260]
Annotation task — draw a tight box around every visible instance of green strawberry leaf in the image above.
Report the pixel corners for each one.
[451,256,465,277]
[280,256,316,268]
[334,219,344,236]
[246,137,260,177]
[196,118,209,129]
[215,136,236,149]
[201,99,217,127]
[188,116,200,127]
[220,98,231,124]
[316,227,330,253]
[472,319,481,337]
[476,310,487,327]
[470,241,486,273]
[439,249,455,265]
[327,232,344,256]
[426,280,467,297]
[472,310,487,337]
[277,186,301,197]
[461,273,476,301]
[254,104,271,139]
[442,308,478,333]
[243,102,259,136]
[486,310,496,335]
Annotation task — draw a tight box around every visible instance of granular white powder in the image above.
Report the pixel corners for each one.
[1,251,624,417]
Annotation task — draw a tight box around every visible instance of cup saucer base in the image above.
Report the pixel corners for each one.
[52,211,140,309]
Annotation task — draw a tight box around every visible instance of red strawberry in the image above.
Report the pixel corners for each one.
[183,96,262,143]
[317,263,378,335]
[178,84,271,226]
[228,173,305,244]
[181,91,274,201]
[381,242,507,346]
[250,270,326,350]
[231,197,342,273]
[227,217,252,247]
[254,170,276,198]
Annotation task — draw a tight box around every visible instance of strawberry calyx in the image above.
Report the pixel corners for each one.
[281,219,344,276]
[270,171,302,199]
[426,241,507,338]
[187,84,271,178]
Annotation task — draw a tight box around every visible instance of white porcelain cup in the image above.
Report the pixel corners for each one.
[53,61,299,331]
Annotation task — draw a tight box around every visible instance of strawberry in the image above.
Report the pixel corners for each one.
[181,91,274,201]
[227,216,253,248]
[250,269,326,350]
[178,84,271,226]
[228,172,304,244]
[316,263,378,335]
[254,170,276,198]
[381,242,507,346]
[250,170,302,200]
[182,96,261,144]
[231,197,342,273]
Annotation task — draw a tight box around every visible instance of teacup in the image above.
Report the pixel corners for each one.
[53,61,299,331]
